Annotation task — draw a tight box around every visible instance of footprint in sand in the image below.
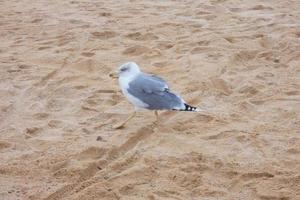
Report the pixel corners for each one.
[98,12,112,17]
[81,52,95,57]
[238,84,260,96]
[33,112,50,120]
[31,18,43,23]
[122,45,150,56]
[125,32,158,41]
[240,172,274,181]
[250,5,273,11]
[46,98,69,112]
[18,64,31,69]
[224,37,237,44]
[210,77,233,96]
[76,147,107,161]
[0,141,12,150]
[152,61,169,67]
[231,50,258,64]
[91,31,118,39]
[156,41,174,50]
[285,90,300,96]
[48,120,64,129]
[38,46,51,51]
[25,127,42,138]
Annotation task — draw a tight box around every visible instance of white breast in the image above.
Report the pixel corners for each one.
[119,75,149,109]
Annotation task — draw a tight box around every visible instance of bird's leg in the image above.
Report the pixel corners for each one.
[154,110,159,123]
[113,111,136,129]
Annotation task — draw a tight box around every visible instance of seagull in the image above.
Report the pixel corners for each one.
[109,62,200,129]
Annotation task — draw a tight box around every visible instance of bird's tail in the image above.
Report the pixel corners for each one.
[180,103,199,112]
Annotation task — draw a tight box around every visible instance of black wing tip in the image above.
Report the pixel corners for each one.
[182,103,197,112]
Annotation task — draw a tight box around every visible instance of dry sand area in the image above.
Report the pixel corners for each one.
[1,0,300,199]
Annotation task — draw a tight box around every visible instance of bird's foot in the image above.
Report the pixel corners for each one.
[112,112,137,129]
[153,120,159,126]
[112,123,125,129]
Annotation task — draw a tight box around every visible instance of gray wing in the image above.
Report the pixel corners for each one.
[147,74,169,88]
[127,73,184,110]
[140,73,169,94]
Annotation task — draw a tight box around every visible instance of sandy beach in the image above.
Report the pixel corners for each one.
[0,0,300,199]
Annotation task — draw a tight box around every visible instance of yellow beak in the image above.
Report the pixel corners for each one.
[109,71,119,79]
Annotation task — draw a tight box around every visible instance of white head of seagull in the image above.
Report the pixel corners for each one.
[118,62,141,78]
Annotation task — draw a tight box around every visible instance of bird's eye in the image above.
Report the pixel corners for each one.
[120,67,128,72]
